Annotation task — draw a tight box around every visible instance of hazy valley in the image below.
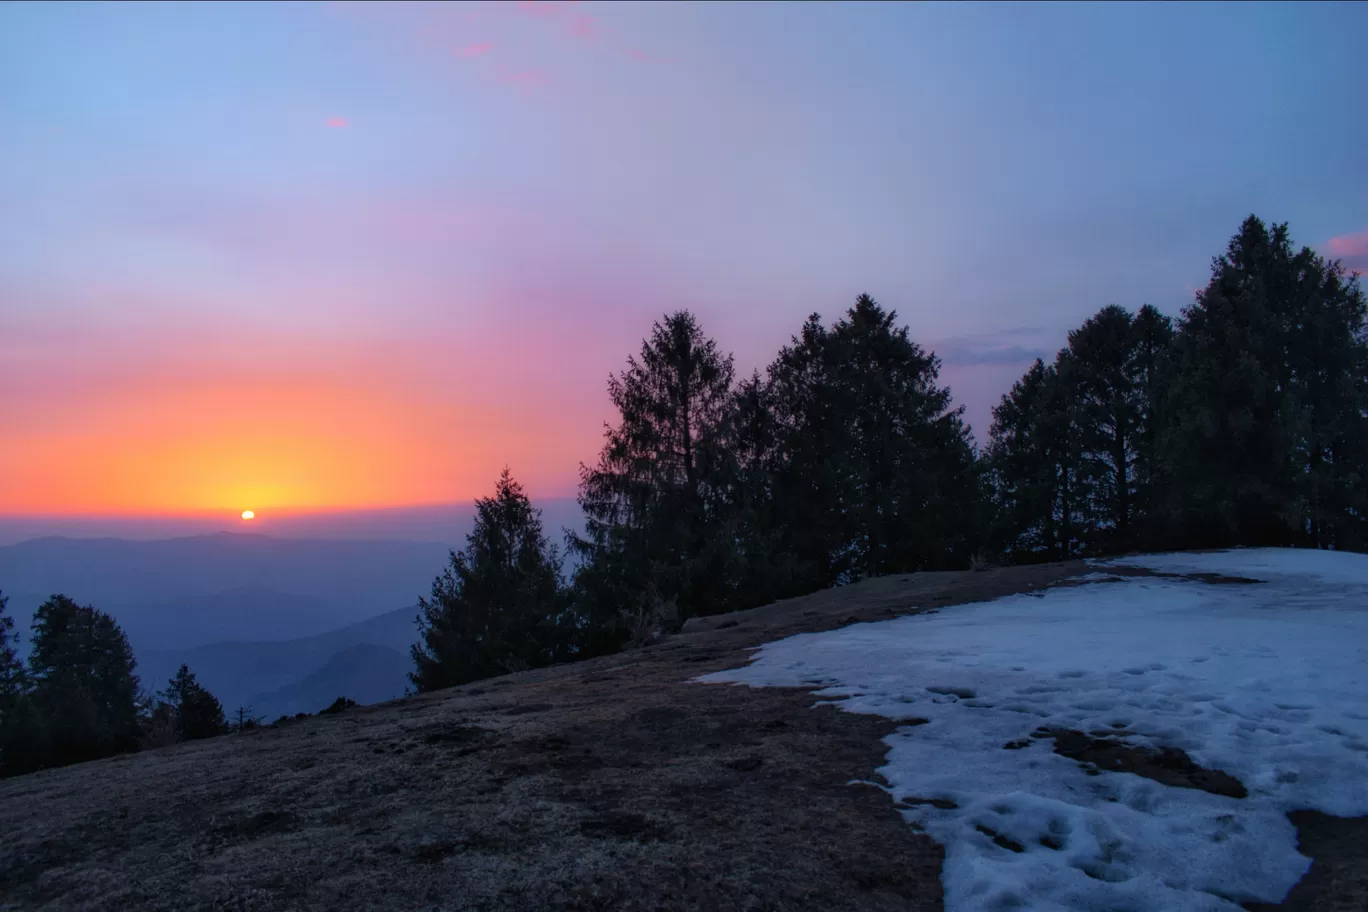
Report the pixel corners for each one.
[0,530,564,720]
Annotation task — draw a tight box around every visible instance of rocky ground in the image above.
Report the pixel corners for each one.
[0,562,1363,911]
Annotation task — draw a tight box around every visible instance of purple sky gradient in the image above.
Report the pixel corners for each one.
[2,0,1365,525]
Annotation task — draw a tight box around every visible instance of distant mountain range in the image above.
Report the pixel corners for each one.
[0,533,440,719]
[0,532,453,650]
[249,642,413,718]
[0,523,584,719]
[137,606,418,719]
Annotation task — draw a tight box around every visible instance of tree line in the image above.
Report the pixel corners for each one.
[0,591,232,777]
[411,293,984,690]
[412,215,1367,690]
[986,216,1368,558]
[0,586,374,777]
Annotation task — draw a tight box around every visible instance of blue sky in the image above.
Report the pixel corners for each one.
[1,0,1365,515]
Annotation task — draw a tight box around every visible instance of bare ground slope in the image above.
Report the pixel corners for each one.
[0,563,1362,911]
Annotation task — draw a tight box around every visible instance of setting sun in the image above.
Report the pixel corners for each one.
[240,510,255,520]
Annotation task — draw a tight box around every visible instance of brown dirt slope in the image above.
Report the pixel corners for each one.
[0,562,1362,911]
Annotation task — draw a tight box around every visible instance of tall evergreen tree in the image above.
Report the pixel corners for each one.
[985,357,1087,560]
[1046,353,1090,558]
[1068,305,1141,544]
[988,360,1052,559]
[158,664,226,741]
[26,595,141,769]
[1129,304,1176,536]
[1159,216,1368,548]
[989,304,1174,560]
[765,312,846,588]
[411,469,566,692]
[0,590,39,777]
[1065,304,1175,550]
[573,311,738,623]
[711,371,805,610]
[768,295,982,584]
[0,590,20,705]
[1284,250,1368,549]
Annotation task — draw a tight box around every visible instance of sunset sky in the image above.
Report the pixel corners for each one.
[2,1,1366,519]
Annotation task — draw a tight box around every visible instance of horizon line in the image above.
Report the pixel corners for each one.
[0,497,585,521]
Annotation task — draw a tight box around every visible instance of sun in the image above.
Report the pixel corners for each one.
[241,510,255,521]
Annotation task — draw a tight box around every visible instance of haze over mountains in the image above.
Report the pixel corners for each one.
[138,608,418,720]
[0,534,451,649]
[0,500,586,548]
[0,499,585,718]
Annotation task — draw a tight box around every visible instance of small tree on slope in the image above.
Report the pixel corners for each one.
[411,469,567,692]
[159,664,227,741]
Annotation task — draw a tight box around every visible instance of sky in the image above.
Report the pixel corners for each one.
[2,0,1366,526]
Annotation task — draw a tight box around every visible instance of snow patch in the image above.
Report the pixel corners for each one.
[1106,547,1368,588]
[697,549,1368,911]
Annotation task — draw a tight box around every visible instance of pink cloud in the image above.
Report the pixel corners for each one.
[1326,229,1368,274]
[458,40,492,57]
[1327,229,1368,259]
[325,116,350,128]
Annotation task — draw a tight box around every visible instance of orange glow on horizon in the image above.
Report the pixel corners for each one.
[1,369,596,516]
[2,291,629,518]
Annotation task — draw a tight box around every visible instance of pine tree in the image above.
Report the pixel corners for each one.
[1283,248,1368,549]
[715,371,804,609]
[768,295,982,583]
[1129,304,1176,540]
[989,304,1174,560]
[766,312,850,588]
[987,360,1054,559]
[985,358,1086,560]
[0,590,20,705]
[26,595,141,769]
[0,590,39,777]
[1045,353,1090,558]
[158,664,226,741]
[1158,216,1368,548]
[411,469,566,692]
[1068,305,1140,544]
[573,312,738,624]
[1064,304,1175,551]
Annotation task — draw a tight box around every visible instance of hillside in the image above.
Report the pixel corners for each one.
[1,557,1364,911]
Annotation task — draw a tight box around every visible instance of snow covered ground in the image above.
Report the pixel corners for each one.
[697,549,1368,911]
